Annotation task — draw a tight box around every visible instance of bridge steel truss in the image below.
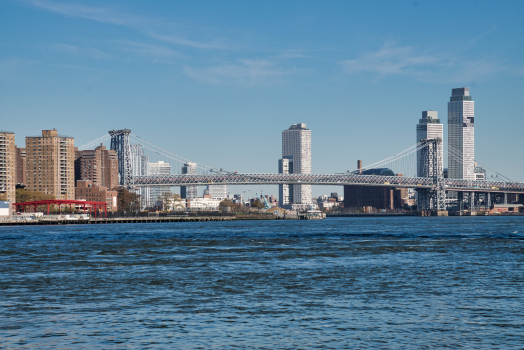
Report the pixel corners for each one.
[417,138,445,211]
[107,131,523,206]
[109,129,133,187]
[131,172,524,193]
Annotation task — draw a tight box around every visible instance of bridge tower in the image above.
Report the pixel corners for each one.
[109,129,133,187]
[417,138,445,212]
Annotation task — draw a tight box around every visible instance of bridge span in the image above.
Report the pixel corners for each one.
[132,173,524,193]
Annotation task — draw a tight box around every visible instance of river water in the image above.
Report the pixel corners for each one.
[1,217,523,349]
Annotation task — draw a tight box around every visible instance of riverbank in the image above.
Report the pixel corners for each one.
[0,213,298,225]
[0,216,235,226]
[327,213,416,217]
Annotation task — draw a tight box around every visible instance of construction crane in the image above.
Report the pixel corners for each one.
[256,192,272,210]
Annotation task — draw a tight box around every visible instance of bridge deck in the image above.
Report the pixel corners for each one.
[131,174,524,193]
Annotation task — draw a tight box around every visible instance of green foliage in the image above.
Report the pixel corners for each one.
[162,192,184,211]
[330,205,343,213]
[219,199,234,208]
[113,187,141,212]
[251,199,264,209]
[16,188,55,203]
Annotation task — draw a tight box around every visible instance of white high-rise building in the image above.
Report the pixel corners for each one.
[416,111,443,178]
[279,123,312,206]
[278,156,293,206]
[130,144,150,208]
[181,162,198,199]
[448,87,475,180]
[149,161,171,206]
[207,185,228,199]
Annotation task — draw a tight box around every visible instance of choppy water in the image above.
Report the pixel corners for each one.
[1,217,524,349]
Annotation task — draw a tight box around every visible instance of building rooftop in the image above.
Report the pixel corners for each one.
[452,87,469,96]
[288,123,308,130]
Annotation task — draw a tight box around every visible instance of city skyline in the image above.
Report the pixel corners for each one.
[1,1,524,197]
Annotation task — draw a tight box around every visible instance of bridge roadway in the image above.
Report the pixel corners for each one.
[132,173,524,193]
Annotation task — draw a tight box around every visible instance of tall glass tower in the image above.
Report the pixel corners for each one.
[416,111,443,178]
[181,162,198,199]
[448,87,475,180]
[279,123,312,206]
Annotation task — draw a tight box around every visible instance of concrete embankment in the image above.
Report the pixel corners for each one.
[327,213,416,217]
[0,216,235,226]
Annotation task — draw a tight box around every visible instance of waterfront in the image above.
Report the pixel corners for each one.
[1,217,523,349]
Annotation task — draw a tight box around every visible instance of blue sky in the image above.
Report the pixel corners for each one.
[1,0,523,197]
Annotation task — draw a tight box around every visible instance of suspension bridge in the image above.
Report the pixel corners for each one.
[79,129,524,212]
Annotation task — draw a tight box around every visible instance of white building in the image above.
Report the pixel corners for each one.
[130,144,150,208]
[279,123,312,207]
[181,162,198,199]
[278,156,292,206]
[207,185,228,199]
[448,87,475,180]
[186,198,222,210]
[149,161,171,206]
[416,111,443,178]
[163,197,186,211]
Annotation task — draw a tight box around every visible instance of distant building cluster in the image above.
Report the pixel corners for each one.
[0,128,119,211]
[2,87,519,216]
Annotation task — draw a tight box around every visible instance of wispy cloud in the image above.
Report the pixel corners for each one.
[0,58,40,79]
[340,43,507,83]
[273,51,309,60]
[184,60,295,86]
[54,43,111,60]
[340,43,439,76]
[24,0,231,51]
[147,32,231,51]
[116,41,185,60]
[24,0,149,27]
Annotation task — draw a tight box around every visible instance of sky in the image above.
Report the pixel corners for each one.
[1,0,523,197]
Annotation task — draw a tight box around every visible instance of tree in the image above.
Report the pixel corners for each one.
[113,187,141,212]
[251,199,264,209]
[161,191,173,211]
[16,188,55,203]
[219,199,235,209]
[162,192,184,212]
[330,205,343,213]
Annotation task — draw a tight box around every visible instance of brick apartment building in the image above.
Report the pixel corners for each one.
[75,180,118,212]
[0,131,16,203]
[25,129,75,199]
[75,144,118,191]
[15,147,27,186]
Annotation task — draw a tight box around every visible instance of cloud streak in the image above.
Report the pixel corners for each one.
[184,60,295,86]
[339,43,507,84]
[24,0,228,51]
[340,43,439,76]
[54,43,111,60]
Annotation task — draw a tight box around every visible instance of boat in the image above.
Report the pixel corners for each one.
[299,205,326,220]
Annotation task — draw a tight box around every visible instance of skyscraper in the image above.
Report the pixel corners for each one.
[0,131,16,203]
[25,129,75,199]
[75,144,118,190]
[207,185,228,199]
[181,162,198,199]
[149,161,171,206]
[416,111,443,178]
[279,123,312,206]
[278,156,293,206]
[15,147,27,187]
[448,87,475,180]
[130,144,150,207]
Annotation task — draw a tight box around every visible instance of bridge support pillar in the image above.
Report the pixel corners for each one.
[486,192,491,209]
[503,193,507,205]
[471,192,477,212]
